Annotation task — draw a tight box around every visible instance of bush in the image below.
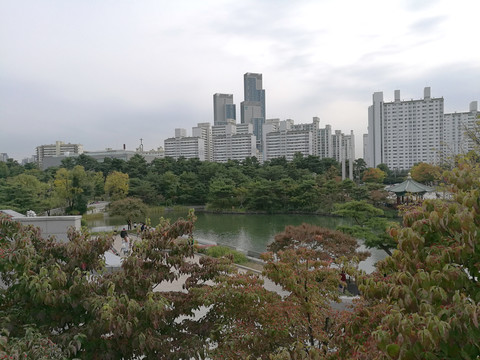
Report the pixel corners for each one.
[205,245,248,264]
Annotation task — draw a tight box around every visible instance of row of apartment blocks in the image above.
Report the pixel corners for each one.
[164,117,355,173]
[365,87,479,170]
[35,141,165,170]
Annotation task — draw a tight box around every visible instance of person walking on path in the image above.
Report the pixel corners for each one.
[120,228,130,255]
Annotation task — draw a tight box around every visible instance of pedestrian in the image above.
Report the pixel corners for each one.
[340,272,347,293]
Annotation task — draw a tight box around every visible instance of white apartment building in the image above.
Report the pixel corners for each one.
[263,120,313,161]
[366,87,479,170]
[262,118,348,160]
[262,118,354,178]
[164,130,206,161]
[212,122,256,162]
[366,87,445,170]
[36,141,83,168]
[443,101,478,161]
[192,123,213,161]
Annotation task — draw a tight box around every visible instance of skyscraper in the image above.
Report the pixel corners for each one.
[213,93,236,126]
[241,73,266,150]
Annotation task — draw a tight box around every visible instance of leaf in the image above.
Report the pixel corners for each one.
[386,343,400,358]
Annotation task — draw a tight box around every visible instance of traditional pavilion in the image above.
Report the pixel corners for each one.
[386,173,435,205]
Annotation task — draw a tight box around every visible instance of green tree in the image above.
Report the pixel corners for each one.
[75,154,100,171]
[104,171,129,201]
[53,166,90,214]
[353,158,367,182]
[129,178,161,205]
[125,154,148,179]
[207,178,236,209]
[0,162,9,179]
[4,159,24,177]
[90,171,105,200]
[177,171,206,204]
[108,197,147,228]
[157,171,179,205]
[333,200,396,256]
[0,174,48,214]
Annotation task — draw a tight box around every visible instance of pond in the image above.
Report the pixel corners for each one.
[86,210,387,273]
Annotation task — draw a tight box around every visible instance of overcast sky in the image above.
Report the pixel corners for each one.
[1,0,479,161]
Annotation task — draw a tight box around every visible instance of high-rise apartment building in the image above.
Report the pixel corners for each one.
[36,141,83,168]
[192,122,213,161]
[262,118,354,179]
[366,87,445,170]
[443,101,478,160]
[164,130,205,160]
[213,93,236,125]
[212,122,256,162]
[318,125,333,159]
[241,73,266,151]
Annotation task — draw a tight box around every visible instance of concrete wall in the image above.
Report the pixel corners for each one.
[13,216,81,242]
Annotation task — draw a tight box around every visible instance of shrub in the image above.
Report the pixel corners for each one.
[205,245,247,264]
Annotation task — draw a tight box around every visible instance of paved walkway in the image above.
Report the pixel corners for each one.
[109,234,354,310]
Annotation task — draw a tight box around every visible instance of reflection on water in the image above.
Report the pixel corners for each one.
[86,211,387,273]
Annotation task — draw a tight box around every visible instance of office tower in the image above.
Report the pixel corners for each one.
[213,93,236,125]
[36,141,83,168]
[241,73,266,150]
[366,87,445,170]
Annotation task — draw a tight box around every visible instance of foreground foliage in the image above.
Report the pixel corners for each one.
[358,158,480,359]
[1,157,479,359]
[0,211,232,359]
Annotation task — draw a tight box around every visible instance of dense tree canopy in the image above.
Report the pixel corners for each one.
[1,155,393,214]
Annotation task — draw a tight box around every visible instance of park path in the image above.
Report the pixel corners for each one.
[109,234,354,310]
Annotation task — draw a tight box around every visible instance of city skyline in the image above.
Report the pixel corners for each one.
[1,0,479,161]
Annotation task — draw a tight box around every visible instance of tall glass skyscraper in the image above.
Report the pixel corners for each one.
[241,73,266,150]
[213,93,236,126]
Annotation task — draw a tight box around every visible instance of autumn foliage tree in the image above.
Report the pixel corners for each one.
[0,211,233,359]
[268,223,369,262]
[362,167,386,183]
[358,157,480,359]
[410,162,442,184]
[199,224,368,359]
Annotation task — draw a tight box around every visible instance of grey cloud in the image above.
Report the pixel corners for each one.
[409,15,446,34]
